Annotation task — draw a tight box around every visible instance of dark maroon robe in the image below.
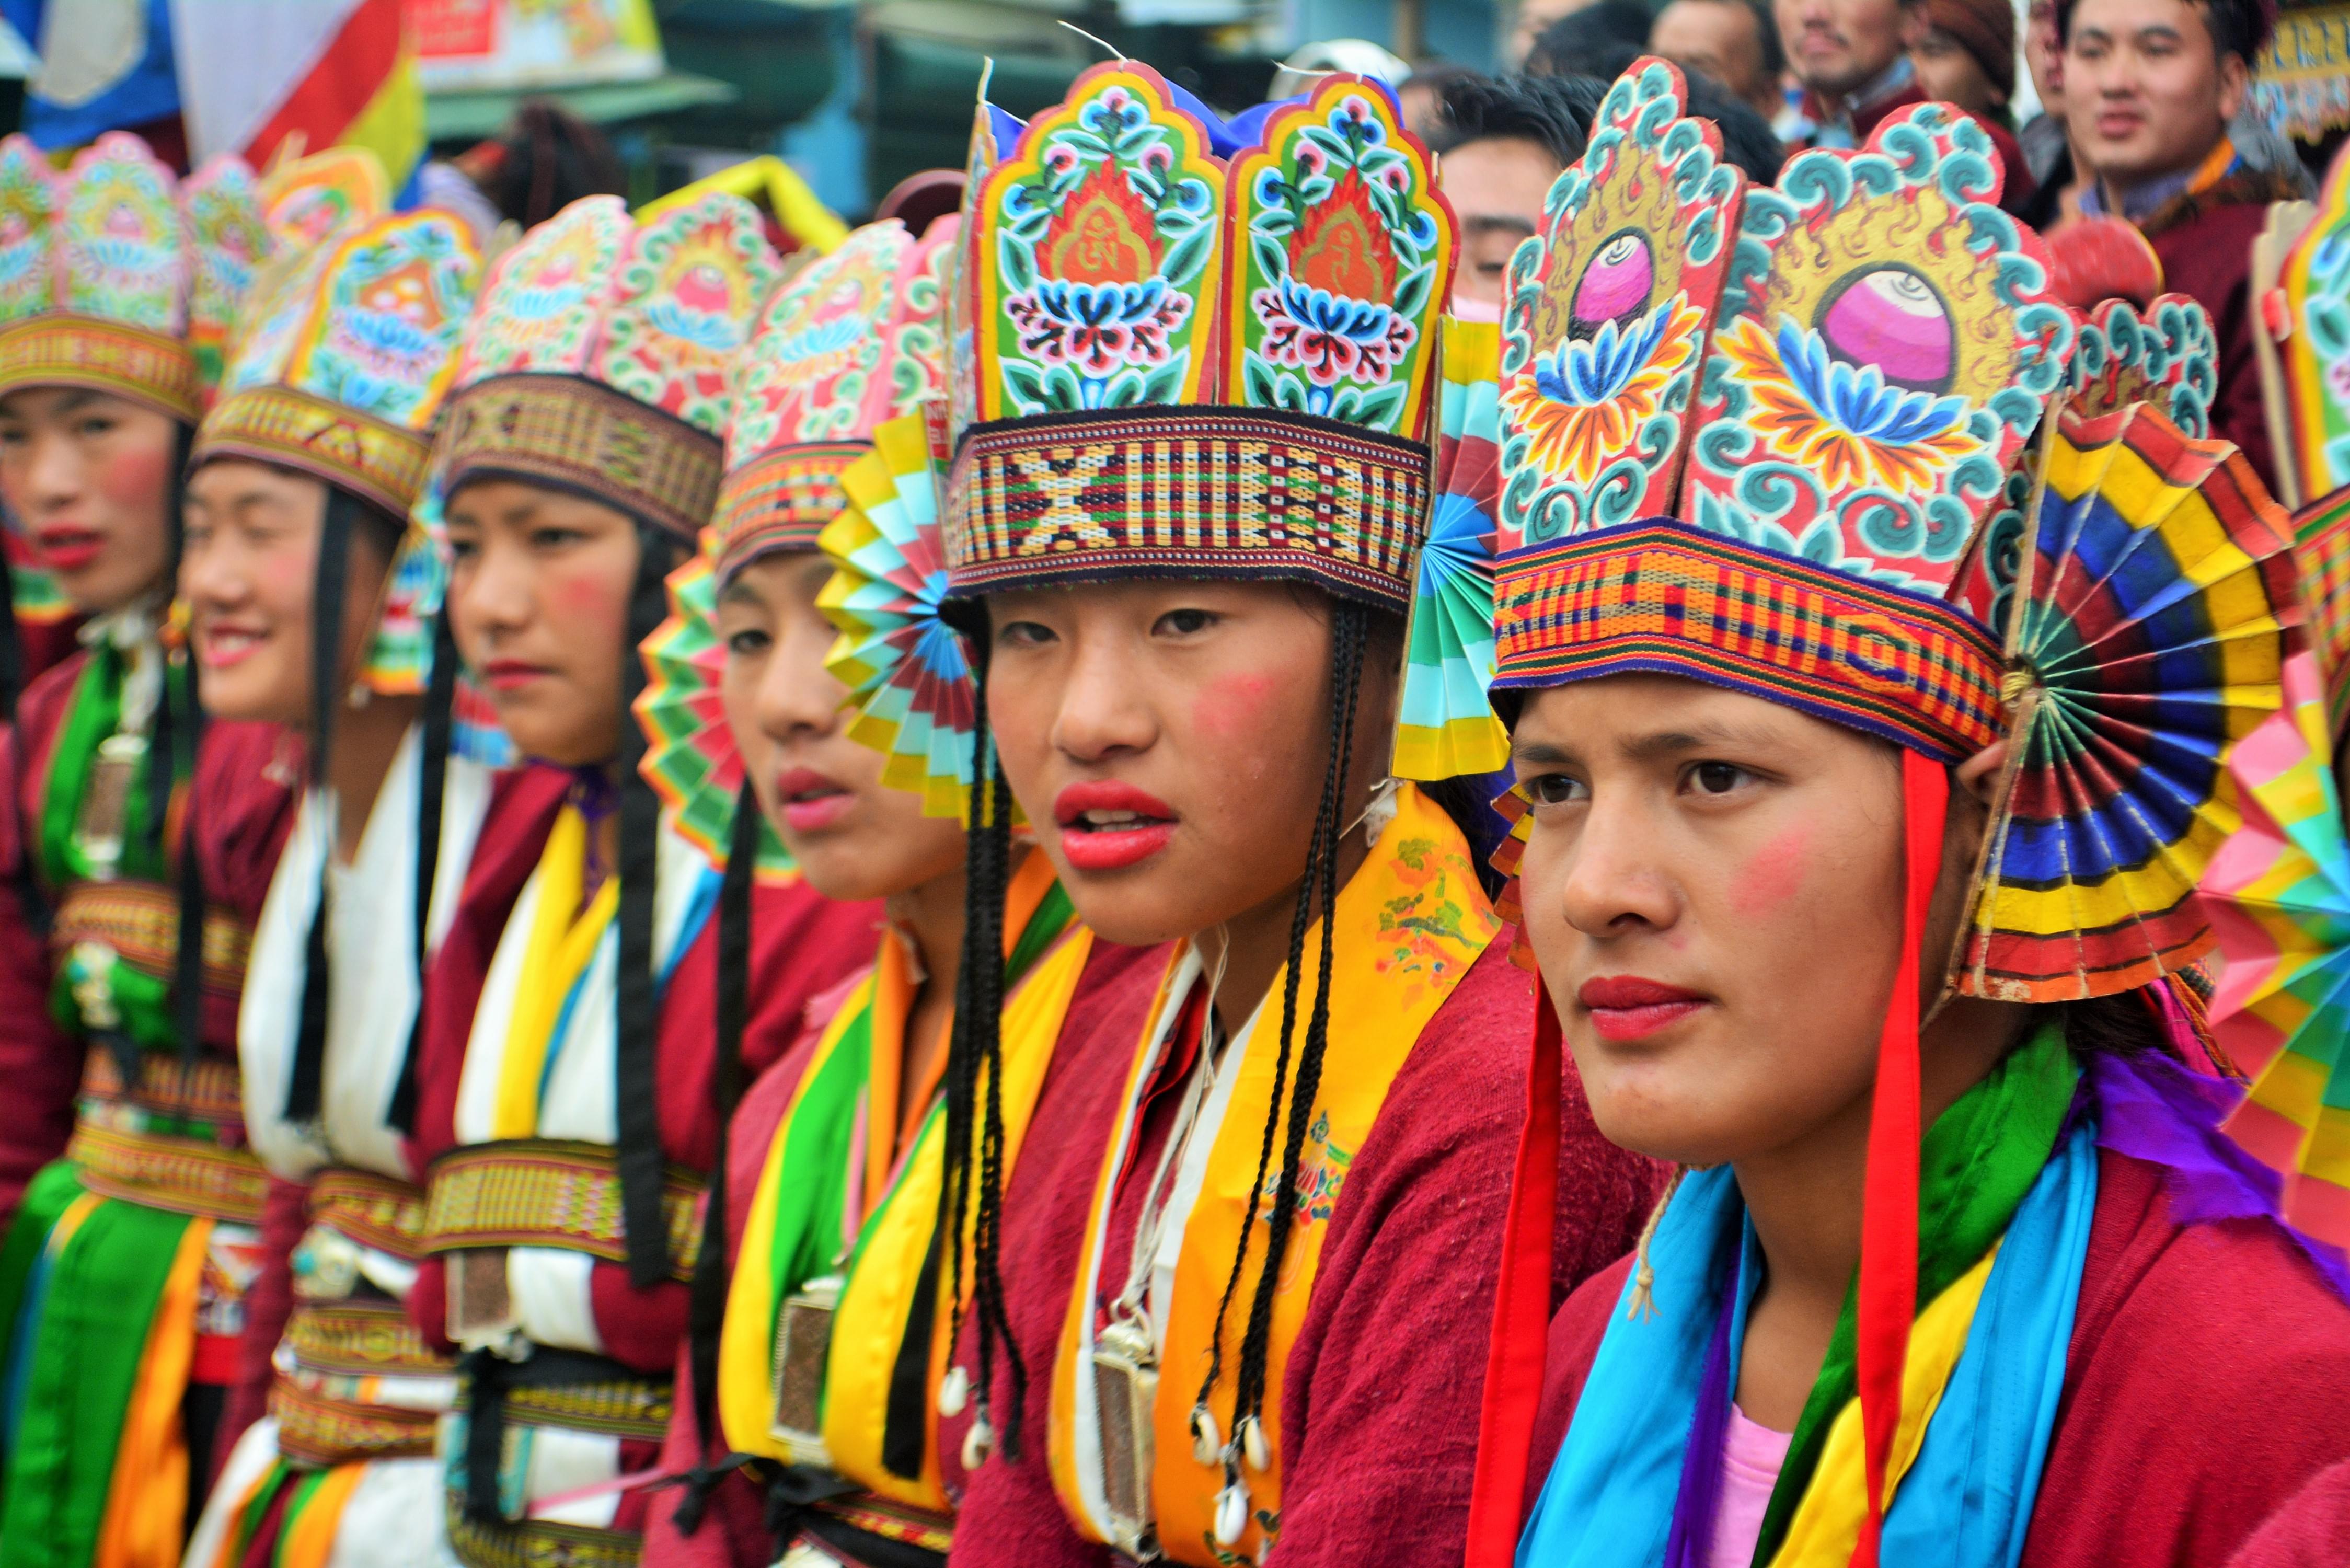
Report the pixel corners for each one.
[640,932,1171,1567]
[942,933,1665,1568]
[2136,168,2303,495]
[1515,1148,2350,1566]
[398,762,879,1534]
[0,646,296,1230]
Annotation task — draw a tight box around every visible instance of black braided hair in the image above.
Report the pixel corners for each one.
[935,649,1026,1455]
[387,602,460,1135]
[158,422,213,1075]
[1190,598,1370,1463]
[282,486,367,1125]
[616,520,685,1290]
[674,774,762,1534]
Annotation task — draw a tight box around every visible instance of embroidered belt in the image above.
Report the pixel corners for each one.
[68,1119,267,1224]
[196,385,435,518]
[444,1348,671,1568]
[816,1494,955,1557]
[80,1045,245,1132]
[313,1165,430,1261]
[444,1509,642,1568]
[0,313,202,423]
[273,1300,452,1466]
[421,1139,704,1282]
[52,878,252,994]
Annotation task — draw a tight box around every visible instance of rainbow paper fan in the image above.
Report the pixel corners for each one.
[2209,650,2350,1246]
[1957,403,2297,1002]
[817,410,977,819]
[1395,317,1511,781]
[635,551,795,880]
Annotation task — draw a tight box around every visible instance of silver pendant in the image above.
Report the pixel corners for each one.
[1093,1313,1160,1560]
[769,1272,843,1466]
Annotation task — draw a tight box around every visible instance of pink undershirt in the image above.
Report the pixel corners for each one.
[1707,1405,1794,1568]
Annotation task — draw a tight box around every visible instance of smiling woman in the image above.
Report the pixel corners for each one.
[933,62,1658,1568]
[0,131,306,1568]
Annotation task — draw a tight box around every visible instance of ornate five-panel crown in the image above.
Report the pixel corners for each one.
[638,213,955,874]
[0,132,267,423]
[1471,59,2296,1008]
[438,191,785,543]
[941,62,1457,610]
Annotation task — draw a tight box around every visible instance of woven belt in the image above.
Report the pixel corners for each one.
[272,1297,453,1466]
[68,1119,266,1224]
[444,1508,643,1568]
[312,1166,430,1262]
[422,1139,704,1282]
[79,1045,245,1133]
[52,878,254,994]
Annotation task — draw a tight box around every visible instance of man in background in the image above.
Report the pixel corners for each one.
[1429,74,1590,313]
[2062,0,2295,484]
[1649,0,1789,123]
[1776,0,2036,209]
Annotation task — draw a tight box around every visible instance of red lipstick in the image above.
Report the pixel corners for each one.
[1577,975,1709,1042]
[1053,780,1178,873]
[479,657,552,693]
[33,526,101,572]
[774,766,856,835]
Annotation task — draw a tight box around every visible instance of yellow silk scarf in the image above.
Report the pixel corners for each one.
[720,853,1084,1511]
[489,804,618,1139]
[1047,784,1500,1566]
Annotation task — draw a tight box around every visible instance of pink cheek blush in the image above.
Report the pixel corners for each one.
[551,569,626,636]
[1194,672,1282,779]
[98,446,168,511]
[1731,823,1811,917]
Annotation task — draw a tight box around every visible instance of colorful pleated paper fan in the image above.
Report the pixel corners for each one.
[1397,316,1510,781]
[2209,650,2350,1247]
[817,409,978,820]
[635,552,795,880]
[1959,403,2297,1001]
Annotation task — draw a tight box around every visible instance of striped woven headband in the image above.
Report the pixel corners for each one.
[714,440,867,584]
[0,313,201,424]
[437,373,723,544]
[194,385,435,519]
[1491,520,2007,762]
[944,406,1432,610]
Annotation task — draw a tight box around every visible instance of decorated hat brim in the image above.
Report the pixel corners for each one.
[437,372,724,543]
[193,385,434,521]
[714,440,869,586]
[944,403,1431,612]
[0,314,203,425]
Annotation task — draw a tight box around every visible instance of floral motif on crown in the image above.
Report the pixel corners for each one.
[1226,76,1452,436]
[289,214,480,432]
[1497,59,1742,549]
[727,216,953,466]
[1676,103,2072,595]
[60,138,186,333]
[977,65,1226,420]
[598,197,784,436]
[261,147,389,252]
[455,195,630,383]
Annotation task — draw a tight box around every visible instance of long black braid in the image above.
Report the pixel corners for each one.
[281,487,368,1124]
[158,423,214,1075]
[616,521,685,1289]
[936,650,1026,1456]
[387,602,460,1135]
[1190,597,1370,1470]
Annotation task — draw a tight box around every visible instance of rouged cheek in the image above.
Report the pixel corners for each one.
[551,565,629,633]
[98,443,170,516]
[1731,822,1811,917]
[1192,671,1286,781]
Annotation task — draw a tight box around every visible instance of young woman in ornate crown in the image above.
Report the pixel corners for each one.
[391,192,875,1568]
[631,208,1165,1567]
[0,132,305,1562]
[1464,60,2350,1568]
[927,63,1660,1568]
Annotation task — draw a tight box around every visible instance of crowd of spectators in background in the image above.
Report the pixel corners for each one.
[1322,0,2317,489]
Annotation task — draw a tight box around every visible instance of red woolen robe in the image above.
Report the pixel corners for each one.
[941,933,1666,1568]
[640,932,1171,1566]
[1515,1148,2350,1566]
[0,646,296,1230]
[399,764,880,1530]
